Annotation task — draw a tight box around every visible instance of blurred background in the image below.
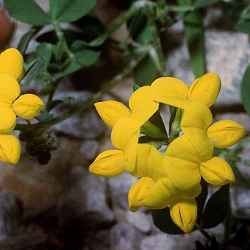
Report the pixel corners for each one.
[0,0,250,249]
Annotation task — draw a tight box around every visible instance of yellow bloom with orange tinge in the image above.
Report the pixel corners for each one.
[0,48,45,164]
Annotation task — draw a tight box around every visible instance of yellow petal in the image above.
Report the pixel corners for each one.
[111,117,140,149]
[128,177,155,211]
[0,74,20,104]
[0,134,21,164]
[129,86,159,125]
[166,129,214,163]
[170,199,197,233]
[0,104,16,133]
[143,177,177,209]
[207,120,246,148]
[12,94,44,120]
[181,101,213,131]
[127,143,164,179]
[89,149,125,177]
[94,100,130,128]
[0,48,23,80]
[200,157,235,186]
[188,72,221,107]
[163,156,201,192]
[152,77,189,108]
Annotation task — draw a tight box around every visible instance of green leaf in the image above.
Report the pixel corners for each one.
[17,27,40,54]
[62,49,99,77]
[201,185,229,229]
[196,180,208,224]
[21,59,46,86]
[5,0,50,25]
[36,43,53,68]
[194,0,221,8]
[178,0,206,77]
[152,208,183,234]
[134,55,159,85]
[49,0,96,22]
[241,64,250,116]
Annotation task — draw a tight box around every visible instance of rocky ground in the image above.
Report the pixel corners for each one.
[0,2,250,249]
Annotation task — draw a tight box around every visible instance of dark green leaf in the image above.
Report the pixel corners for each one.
[133,83,140,91]
[201,185,229,229]
[134,55,159,85]
[21,59,46,86]
[36,43,53,67]
[17,27,40,54]
[152,208,183,234]
[62,49,99,77]
[178,0,206,77]
[5,0,50,25]
[194,0,221,8]
[196,180,208,224]
[49,0,96,22]
[241,64,250,116]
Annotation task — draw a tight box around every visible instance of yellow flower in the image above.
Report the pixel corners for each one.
[95,86,159,170]
[0,74,44,133]
[181,102,246,148]
[170,199,197,233]
[166,129,235,186]
[89,149,125,176]
[128,177,198,233]
[152,72,221,108]
[0,134,21,164]
[0,48,23,80]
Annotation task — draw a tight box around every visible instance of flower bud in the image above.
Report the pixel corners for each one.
[207,120,246,148]
[170,199,197,233]
[89,150,125,177]
[200,157,235,186]
[13,94,44,120]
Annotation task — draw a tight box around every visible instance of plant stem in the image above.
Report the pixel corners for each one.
[224,188,232,242]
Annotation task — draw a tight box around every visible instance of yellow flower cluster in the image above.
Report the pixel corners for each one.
[0,48,44,164]
[89,73,246,233]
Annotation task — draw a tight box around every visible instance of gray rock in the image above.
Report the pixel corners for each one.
[231,186,250,218]
[108,173,136,209]
[110,223,142,250]
[166,29,250,105]
[82,229,111,250]
[55,110,105,139]
[127,211,152,234]
[140,234,177,250]
[59,166,114,227]
[53,90,105,139]
[80,140,99,161]
[140,232,206,250]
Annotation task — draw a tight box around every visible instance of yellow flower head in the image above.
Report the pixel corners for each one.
[0,48,45,165]
[170,199,197,233]
[90,72,246,233]
[0,49,44,134]
[95,86,159,170]
[152,72,221,108]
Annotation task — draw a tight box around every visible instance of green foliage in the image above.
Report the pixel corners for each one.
[49,0,96,22]
[152,208,183,234]
[241,64,250,116]
[62,50,100,77]
[200,185,230,229]
[5,0,96,25]
[5,0,50,25]
[178,0,206,77]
